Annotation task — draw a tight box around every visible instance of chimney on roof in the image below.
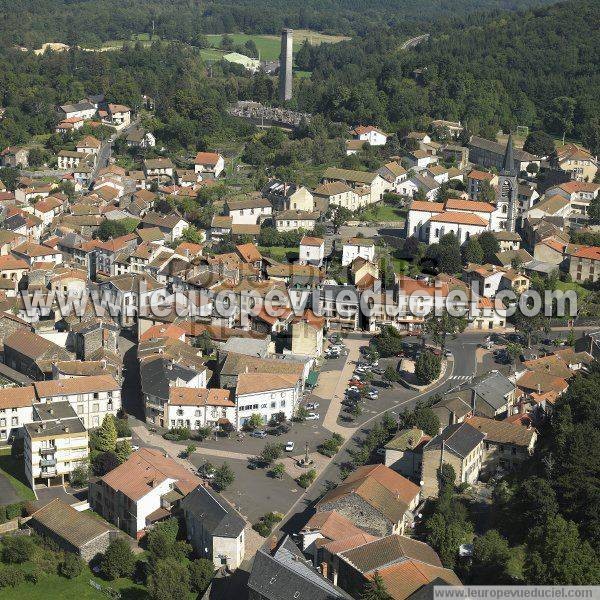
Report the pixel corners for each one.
[64,426,69,433]
[321,561,329,579]
[537,383,541,394]
[101,359,107,370]
[269,535,278,553]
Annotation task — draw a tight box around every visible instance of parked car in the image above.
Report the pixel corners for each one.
[376,448,386,456]
[305,412,320,421]
[306,402,320,410]
[131,444,140,451]
[444,349,452,357]
[285,441,295,452]
[370,360,379,367]
[368,390,379,400]
[250,430,268,438]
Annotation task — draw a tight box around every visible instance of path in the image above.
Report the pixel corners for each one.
[321,338,366,435]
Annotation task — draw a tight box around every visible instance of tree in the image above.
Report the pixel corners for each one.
[95,415,117,452]
[245,413,264,430]
[92,451,120,476]
[470,530,512,584]
[478,231,501,263]
[96,218,138,241]
[147,558,191,600]
[524,514,600,584]
[181,225,205,244]
[523,131,555,157]
[512,304,548,347]
[425,310,467,351]
[184,444,197,458]
[462,237,484,265]
[260,443,283,466]
[27,147,49,168]
[102,538,135,580]
[413,403,441,436]
[193,330,215,355]
[332,206,353,231]
[384,365,401,385]
[415,351,441,385]
[189,558,215,594]
[213,463,235,491]
[59,554,85,579]
[505,342,523,371]
[478,180,496,204]
[115,439,132,463]
[547,96,575,141]
[70,463,89,488]
[361,571,391,600]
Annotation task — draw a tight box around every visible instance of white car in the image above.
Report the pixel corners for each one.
[347,386,359,393]
[131,445,140,451]
[285,441,295,452]
[305,412,320,421]
[306,402,320,410]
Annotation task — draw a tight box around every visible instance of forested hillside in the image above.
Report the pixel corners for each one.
[295,0,600,151]
[5,0,557,48]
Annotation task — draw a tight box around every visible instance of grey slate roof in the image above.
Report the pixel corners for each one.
[248,535,351,600]
[140,356,199,403]
[425,422,485,458]
[181,485,245,538]
[221,336,270,358]
[467,371,514,410]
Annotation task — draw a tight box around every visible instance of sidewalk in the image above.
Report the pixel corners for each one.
[132,425,253,464]
[321,338,367,435]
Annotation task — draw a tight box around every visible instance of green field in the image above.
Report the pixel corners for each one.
[204,30,349,61]
[0,564,148,600]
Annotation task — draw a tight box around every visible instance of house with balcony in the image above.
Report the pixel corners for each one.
[0,385,36,444]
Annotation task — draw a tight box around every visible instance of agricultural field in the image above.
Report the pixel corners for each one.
[204,30,350,61]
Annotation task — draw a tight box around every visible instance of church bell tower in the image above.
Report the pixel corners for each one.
[496,133,519,233]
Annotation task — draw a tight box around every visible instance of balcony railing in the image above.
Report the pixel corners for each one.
[40,458,57,467]
[40,446,56,455]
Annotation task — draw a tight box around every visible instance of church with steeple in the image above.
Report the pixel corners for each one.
[495,133,519,233]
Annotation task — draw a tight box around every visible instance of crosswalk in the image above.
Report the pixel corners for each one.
[447,375,472,385]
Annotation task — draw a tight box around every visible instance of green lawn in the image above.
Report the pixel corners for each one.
[556,280,591,299]
[0,564,148,600]
[259,246,298,262]
[361,204,407,222]
[391,257,409,273]
[205,30,349,61]
[0,447,35,501]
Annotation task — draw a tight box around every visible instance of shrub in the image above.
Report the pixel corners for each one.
[59,553,85,579]
[297,469,317,489]
[189,558,215,594]
[163,427,190,441]
[0,565,25,588]
[252,512,283,537]
[102,538,135,580]
[2,535,37,563]
[317,434,344,457]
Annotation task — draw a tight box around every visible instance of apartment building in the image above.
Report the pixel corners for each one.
[24,402,89,487]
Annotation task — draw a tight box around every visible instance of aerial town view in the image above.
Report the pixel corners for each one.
[0,0,598,598]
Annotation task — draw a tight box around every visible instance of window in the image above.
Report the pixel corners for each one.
[77,405,83,414]
[92,403,99,413]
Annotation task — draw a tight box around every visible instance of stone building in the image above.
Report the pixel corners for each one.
[421,422,485,498]
[315,464,420,537]
[28,498,111,561]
